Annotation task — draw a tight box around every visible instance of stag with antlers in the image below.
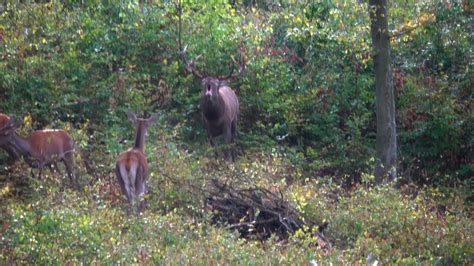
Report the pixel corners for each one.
[181,46,245,161]
[176,2,246,161]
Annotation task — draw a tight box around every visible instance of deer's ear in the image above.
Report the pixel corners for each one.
[6,116,22,129]
[13,116,23,129]
[2,116,15,129]
[127,109,137,123]
[146,113,159,126]
[0,116,20,135]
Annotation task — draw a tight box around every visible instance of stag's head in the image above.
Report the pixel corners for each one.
[180,46,246,102]
[201,77,222,105]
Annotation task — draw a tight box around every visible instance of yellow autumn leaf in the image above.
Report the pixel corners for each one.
[24,115,32,126]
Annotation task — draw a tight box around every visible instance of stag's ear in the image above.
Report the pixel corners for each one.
[146,113,159,126]
[127,109,137,123]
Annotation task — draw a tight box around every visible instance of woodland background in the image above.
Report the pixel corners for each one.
[0,0,472,264]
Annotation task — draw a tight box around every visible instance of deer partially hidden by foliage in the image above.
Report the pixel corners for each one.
[176,3,245,161]
[0,113,19,163]
[180,48,245,161]
[116,110,158,212]
[0,115,79,189]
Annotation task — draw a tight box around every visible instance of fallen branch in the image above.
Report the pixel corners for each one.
[157,167,331,249]
[206,178,331,250]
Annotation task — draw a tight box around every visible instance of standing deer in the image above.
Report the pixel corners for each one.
[116,110,158,211]
[0,113,19,163]
[180,47,245,161]
[0,116,79,189]
[176,2,245,161]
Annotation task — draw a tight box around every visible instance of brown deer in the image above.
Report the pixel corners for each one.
[176,3,245,161]
[180,47,245,161]
[0,113,19,163]
[116,110,158,211]
[0,116,79,188]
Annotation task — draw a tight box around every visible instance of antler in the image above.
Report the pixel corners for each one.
[176,1,245,81]
[180,46,205,79]
[176,1,205,80]
[219,46,247,80]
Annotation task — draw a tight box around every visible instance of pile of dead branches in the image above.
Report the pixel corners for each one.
[205,178,330,248]
[158,167,330,248]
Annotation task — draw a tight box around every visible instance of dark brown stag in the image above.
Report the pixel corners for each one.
[180,47,245,161]
[0,116,79,189]
[116,110,158,211]
[176,2,245,161]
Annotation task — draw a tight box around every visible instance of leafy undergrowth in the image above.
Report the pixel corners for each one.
[1,1,472,264]
[1,140,472,265]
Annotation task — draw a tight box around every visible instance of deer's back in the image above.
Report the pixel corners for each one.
[27,130,74,159]
[116,149,148,179]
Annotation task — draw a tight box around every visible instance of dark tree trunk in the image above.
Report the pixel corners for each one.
[369,0,397,183]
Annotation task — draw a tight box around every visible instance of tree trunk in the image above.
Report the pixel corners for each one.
[369,0,397,183]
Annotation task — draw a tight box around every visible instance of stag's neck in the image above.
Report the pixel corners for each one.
[133,126,146,152]
[10,133,33,158]
[202,96,225,122]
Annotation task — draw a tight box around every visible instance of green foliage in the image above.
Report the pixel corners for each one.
[1,0,470,183]
[0,0,472,264]
[288,180,472,264]
[394,0,473,183]
[1,165,471,264]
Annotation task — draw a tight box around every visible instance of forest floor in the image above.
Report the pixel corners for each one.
[0,146,472,265]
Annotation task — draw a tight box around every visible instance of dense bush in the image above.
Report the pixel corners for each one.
[1,1,471,183]
[0,0,472,264]
[2,166,471,264]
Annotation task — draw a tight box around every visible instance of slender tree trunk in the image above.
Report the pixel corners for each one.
[369,0,397,183]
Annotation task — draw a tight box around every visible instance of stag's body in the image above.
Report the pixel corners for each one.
[0,113,18,162]
[0,117,77,187]
[116,110,158,210]
[200,81,239,160]
[180,46,245,161]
